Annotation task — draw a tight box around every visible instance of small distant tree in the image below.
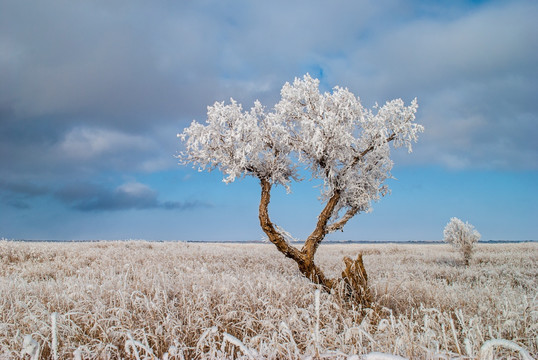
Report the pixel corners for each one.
[443,217,481,265]
[178,74,423,304]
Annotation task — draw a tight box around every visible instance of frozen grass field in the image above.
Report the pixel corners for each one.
[1,240,536,359]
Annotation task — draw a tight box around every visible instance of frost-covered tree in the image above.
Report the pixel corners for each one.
[178,74,423,303]
[443,217,481,265]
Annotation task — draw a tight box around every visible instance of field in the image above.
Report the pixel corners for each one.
[1,240,536,359]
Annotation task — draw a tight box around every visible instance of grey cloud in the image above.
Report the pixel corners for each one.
[0,178,206,212]
[0,1,223,126]
[0,1,265,183]
[59,183,158,212]
[410,80,538,170]
[0,1,389,126]
[0,0,536,191]
[4,198,32,209]
[368,1,537,92]
[0,179,49,209]
[0,121,173,180]
[0,179,48,197]
[54,181,210,212]
[326,0,538,170]
[162,200,212,211]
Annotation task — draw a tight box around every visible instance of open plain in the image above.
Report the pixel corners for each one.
[1,240,536,359]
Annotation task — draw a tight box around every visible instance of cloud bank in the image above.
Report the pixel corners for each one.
[0,0,536,224]
[0,179,208,212]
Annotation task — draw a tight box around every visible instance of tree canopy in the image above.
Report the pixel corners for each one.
[179,74,422,228]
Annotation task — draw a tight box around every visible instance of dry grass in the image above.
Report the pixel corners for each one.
[1,240,536,359]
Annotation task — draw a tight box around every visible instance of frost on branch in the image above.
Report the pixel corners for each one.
[443,217,481,265]
[178,98,296,191]
[178,74,422,217]
[178,74,422,299]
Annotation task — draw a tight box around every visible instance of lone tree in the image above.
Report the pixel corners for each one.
[443,217,481,265]
[178,74,423,304]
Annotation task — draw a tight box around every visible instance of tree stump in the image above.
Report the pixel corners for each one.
[341,253,372,308]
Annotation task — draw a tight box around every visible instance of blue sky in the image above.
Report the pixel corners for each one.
[0,0,536,241]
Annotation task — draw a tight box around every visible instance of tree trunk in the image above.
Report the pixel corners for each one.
[258,179,371,308]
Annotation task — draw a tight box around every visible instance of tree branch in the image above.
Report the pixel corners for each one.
[301,190,341,262]
[299,133,396,261]
[353,133,396,165]
[327,207,359,233]
[337,132,396,186]
[259,178,337,292]
[258,178,303,262]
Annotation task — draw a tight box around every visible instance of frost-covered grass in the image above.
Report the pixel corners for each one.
[1,240,536,359]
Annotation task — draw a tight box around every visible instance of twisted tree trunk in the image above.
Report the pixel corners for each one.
[258,178,371,307]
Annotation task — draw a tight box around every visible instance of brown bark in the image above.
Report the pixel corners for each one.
[341,253,372,306]
[258,178,303,263]
[255,131,401,307]
[327,207,359,233]
[301,190,341,266]
[258,178,371,307]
